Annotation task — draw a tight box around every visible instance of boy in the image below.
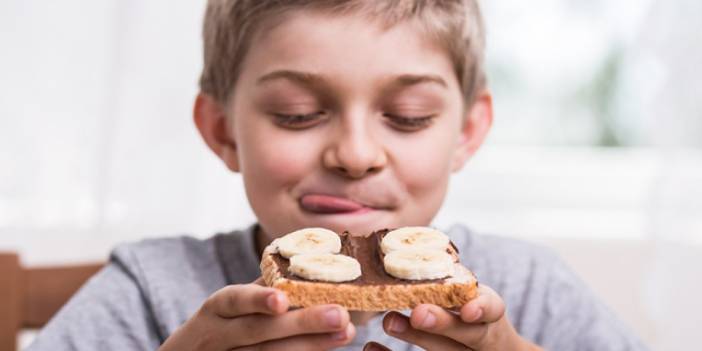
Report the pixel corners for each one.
[28,1,648,350]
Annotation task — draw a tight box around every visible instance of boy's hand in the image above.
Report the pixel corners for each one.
[364,284,542,351]
[159,279,355,351]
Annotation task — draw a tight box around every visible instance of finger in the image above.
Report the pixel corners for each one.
[363,341,391,351]
[383,312,465,351]
[202,284,288,318]
[226,304,350,347]
[252,277,266,286]
[460,284,505,323]
[410,304,489,346]
[234,323,356,351]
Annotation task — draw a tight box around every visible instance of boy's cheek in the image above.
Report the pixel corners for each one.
[392,142,454,183]
[251,154,308,183]
[237,125,315,173]
[244,143,313,183]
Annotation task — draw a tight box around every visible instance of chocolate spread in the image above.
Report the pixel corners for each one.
[271,229,446,285]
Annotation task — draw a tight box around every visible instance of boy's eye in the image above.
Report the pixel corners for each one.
[272,111,326,129]
[384,114,436,132]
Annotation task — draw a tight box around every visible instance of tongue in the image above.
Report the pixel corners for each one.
[300,194,365,214]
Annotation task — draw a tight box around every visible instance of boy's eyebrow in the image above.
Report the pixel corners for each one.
[389,74,448,89]
[256,70,448,90]
[257,70,327,88]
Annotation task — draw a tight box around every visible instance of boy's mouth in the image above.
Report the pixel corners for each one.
[299,194,375,215]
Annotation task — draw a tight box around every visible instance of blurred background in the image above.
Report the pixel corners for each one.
[1,0,700,349]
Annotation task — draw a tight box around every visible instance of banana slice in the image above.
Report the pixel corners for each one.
[289,253,362,282]
[383,249,454,280]
[277,227,341,258]
[381,227,450,254]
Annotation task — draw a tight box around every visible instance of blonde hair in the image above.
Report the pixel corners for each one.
[199,0,486,106]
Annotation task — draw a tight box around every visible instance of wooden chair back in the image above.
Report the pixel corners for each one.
[0,252,103,351]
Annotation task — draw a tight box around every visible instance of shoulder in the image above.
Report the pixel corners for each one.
[109,232,243,296]
[105,230,258,337]
[27,235,222,350]
[109,226,262,297]
[111,234,219,276]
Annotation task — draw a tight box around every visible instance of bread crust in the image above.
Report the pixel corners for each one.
[260,246,478,311]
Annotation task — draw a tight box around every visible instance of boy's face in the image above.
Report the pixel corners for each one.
[196,11,492,238]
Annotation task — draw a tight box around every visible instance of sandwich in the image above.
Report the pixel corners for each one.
[260,226,478,311]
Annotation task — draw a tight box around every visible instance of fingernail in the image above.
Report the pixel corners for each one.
[330,327,347,341]
[266,292,279,311]
[389,315,408,333]
[420,311,437,329]
[469,306,483,321]
[324,307,342,328]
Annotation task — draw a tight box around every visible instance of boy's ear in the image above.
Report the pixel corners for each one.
[451,90,493,172]
[193,93,240,172]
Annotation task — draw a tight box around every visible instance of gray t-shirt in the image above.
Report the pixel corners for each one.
[27,224,648,350]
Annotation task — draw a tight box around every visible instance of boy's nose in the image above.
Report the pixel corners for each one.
[323,127,387,179]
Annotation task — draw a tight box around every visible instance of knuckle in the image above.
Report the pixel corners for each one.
[228,316,265,347]
[459,322,489,347]
[200,295,217,315]
[194,327,222,350]
[238,317,260,343]
[226,285,254,313]
[300,308,319,330]
[225,289,241,311]
[436,311,455,330]
[201,285,252,317]
[426,307,453,331]
[473,322,491,347]
[484,297,505,323]
[495,304,506,320]
[399,331,423,347]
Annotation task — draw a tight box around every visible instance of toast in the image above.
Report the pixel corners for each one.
[260,228,478,311]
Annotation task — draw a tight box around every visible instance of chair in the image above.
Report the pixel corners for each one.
[0,252,104,351]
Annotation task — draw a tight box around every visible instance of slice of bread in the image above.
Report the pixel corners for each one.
[260,229,478,311]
